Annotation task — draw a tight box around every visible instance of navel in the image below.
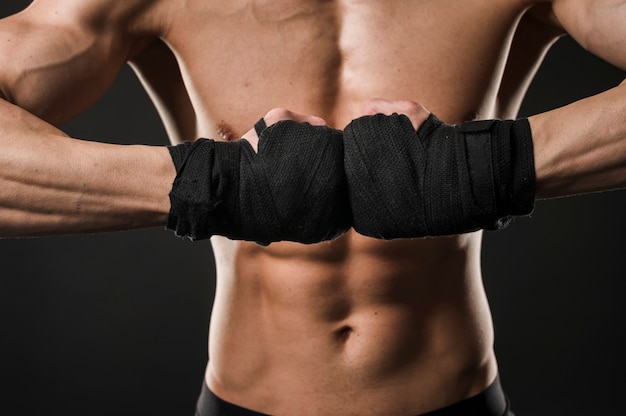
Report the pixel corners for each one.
[335,325,353,343]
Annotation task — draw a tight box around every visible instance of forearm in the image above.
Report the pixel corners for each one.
[530,80,626,198]
[0,102,174,237]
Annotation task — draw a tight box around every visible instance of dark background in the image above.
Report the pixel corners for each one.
[1,2,625,415]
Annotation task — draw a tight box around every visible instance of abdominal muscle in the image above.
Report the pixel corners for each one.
[206,230,497,415]
[133,1,535,412]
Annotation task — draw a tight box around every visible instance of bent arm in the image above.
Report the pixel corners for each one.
[530,81,626,198]
[529,0,626,198]
[0,1,175,237]
[0,95,174,237]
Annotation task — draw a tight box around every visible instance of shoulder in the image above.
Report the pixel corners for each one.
[15,0,175,59]
[22,0,171,37]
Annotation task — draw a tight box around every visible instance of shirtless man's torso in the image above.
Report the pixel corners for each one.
[1,0,624,414]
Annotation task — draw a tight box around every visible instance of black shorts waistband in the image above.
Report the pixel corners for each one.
[195,376,514,416]
[195,384,270,416]
[421,376,514,416]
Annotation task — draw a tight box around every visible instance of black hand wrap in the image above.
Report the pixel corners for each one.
[167,119,351,245]
[343,113,535,239]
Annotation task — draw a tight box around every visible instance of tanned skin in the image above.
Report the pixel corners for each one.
[1,0,626,414]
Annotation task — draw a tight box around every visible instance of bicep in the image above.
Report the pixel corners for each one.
[552,0,626,70]
[0,1,144,126]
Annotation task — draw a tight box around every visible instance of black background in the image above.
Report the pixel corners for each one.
[1,2,625,415]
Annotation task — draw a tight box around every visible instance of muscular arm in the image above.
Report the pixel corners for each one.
[0,98,173,237]
[0,1,174,237]
[529,0,626,198]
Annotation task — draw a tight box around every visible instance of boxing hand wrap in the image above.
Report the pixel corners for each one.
[167,119,351,245]
[343,113,535,239]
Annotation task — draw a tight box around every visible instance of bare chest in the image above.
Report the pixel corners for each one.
[149,0,530,136]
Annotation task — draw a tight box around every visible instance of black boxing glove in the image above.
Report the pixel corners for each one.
[167,119,351,245]
[343,113,535,239]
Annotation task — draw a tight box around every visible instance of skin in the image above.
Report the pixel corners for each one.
[1,0,626,414]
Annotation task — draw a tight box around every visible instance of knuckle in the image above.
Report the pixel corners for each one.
[266,108,291,122]
[400,100,420,113]
[308,115,326,125]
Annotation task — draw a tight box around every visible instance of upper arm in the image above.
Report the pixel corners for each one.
[496,4,565,118]
[551,0,626,70]
[0,0,161,126]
